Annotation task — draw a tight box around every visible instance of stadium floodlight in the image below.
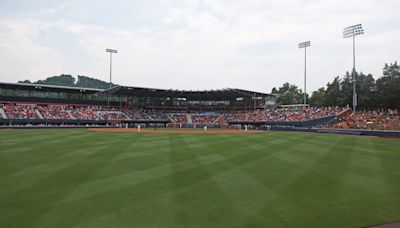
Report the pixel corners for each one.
[106,48,118,109]
[298,41,311,105]
[343,24,364,113]
[106,48,118,54]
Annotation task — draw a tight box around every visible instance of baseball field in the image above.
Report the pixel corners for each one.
[1,129,399,228]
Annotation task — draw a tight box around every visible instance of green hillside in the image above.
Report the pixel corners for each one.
[18,74,116,89]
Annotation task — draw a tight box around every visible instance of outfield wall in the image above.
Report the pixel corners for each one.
[268,126,400,137]
[228,115,337,128]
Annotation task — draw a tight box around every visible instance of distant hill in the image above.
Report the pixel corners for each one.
[18,74,116,90]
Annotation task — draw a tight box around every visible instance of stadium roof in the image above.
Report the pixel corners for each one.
[0,82,274,100]
[0,82,102,93]
[105,86,274,101]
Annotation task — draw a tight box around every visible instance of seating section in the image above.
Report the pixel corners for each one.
[3,104,39,119]
[0,103,173,121]
[170,114,188,124]
[225,107,344,122]
[216,115,226,125]
[192,114,219,124]
[97,111,130,120]
[37,105,72,120]
[333,109,400,130]
[145,111,169,120]
[124,111,150,120]
[0,105,345,122]
[71,106,102,120]
[1,103,398,130]
[225,111,265,122]
[0,106,5,119]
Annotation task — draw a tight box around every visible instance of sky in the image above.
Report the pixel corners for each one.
[0,0,399,94]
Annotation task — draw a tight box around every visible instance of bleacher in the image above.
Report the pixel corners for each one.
[124,110,148,120]
[97,111,130,121]
[332,110,400,131]
[1,102,398,130]
[3,104,39,120]
[37,105,72,120]
[191,114,219,125]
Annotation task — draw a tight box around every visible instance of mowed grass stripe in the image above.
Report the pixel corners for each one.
[241,136,355,227]
[203,134,343,227]
[371,136,400,226]
[0,131,146,189]
[56,133,271,203]
[0,130,106,177]
[1,136,129,227]
[165,133,320,227]
[51,134,299,227]
[0,129,400,228]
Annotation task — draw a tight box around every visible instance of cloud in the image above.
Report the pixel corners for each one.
[0,19,63,81]
[0,0,399,93]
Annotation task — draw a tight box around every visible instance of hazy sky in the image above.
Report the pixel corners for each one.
[0,0,399,94]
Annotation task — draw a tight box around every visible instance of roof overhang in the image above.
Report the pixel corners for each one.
[0,82,103,93]
[102,86,275,101]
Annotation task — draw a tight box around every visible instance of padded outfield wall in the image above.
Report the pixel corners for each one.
[268,126,400,137]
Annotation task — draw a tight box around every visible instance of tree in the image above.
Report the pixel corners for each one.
[307,61,399,109]
[309,87,326,107]
[36,74,75,87]
[334,71,375,110]
[76,75,115,89]
[337,72,353,107]
[324,76,341,106]
[375,62,400,109]
[18,80,32,83]
[271,82,303,105]
[356,73,375,110]
[17,74,115,89]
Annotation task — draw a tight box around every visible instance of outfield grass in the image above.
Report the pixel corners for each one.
[1,129,400,228]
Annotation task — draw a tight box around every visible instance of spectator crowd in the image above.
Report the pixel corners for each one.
[37,105,72,120]
[192,114,219,125]
[333,109,400,130]
[1,103,399,130]
[170,114,188,124]
[3,104,39,119]
[70,106,101,120]
[225,106,345,122]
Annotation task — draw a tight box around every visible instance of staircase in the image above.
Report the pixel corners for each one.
[213,114,224,124]
[325,117,340,126]
[166,114,175,123]
[0,107,7,119]
[35,109,44,119]
[67,110,76,120]
[95,111,105,120]
[336,108,352,118]
[323,108,351,127]
[186,114,193,124]
[143,112,153,120]
[120,111,131,120]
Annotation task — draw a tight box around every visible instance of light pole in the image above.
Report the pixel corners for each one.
[106,48,118,110]
[298,41,310,105]
[343,24,363,113]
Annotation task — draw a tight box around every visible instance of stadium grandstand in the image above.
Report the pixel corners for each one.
[1,81,399,131]
[0,81,344,128]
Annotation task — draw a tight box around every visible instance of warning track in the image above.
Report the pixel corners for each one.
[89,128,263,134]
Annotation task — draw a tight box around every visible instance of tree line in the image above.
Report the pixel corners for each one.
[271,61,400,109]
[17,61,399,109]
[19,74,115,90]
